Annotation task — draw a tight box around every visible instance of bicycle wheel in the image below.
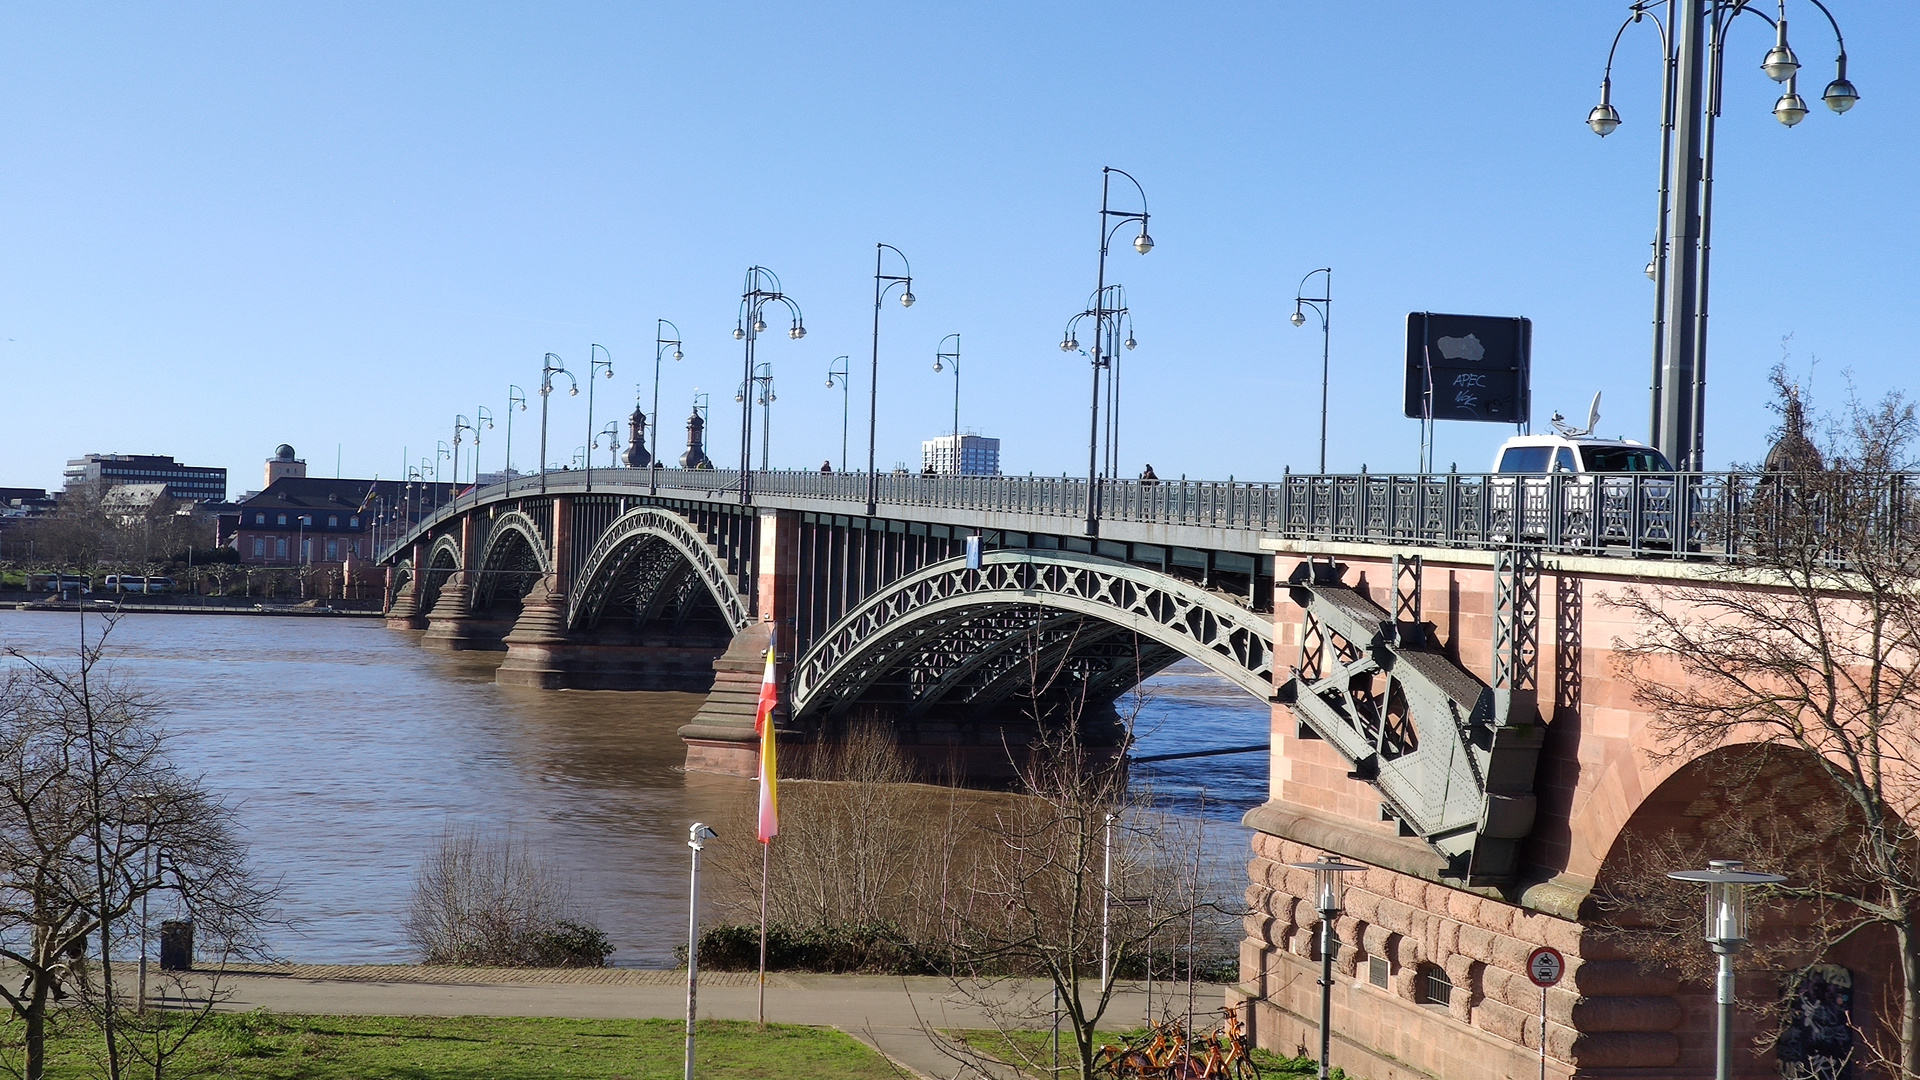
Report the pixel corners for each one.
[1230,1055,1262,1080]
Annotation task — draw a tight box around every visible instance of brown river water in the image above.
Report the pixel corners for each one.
[0,608,1265,968]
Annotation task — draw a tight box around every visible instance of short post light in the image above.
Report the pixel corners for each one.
[1667,859,1785,1080]
[1289,853,1366,1080]
[685,822,718,1080]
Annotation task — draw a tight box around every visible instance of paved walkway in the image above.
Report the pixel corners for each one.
[196,964,1230,1079]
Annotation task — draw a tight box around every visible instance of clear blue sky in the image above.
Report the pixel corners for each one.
[2,3,1912,495]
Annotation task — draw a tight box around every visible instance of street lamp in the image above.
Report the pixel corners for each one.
[826,355,851,474]
[452,414,475,492]
[1288,854,1366,1080]
[586,344,615,492]
[737,267,805,504]
[595,421,622,470]
[868,244,914,514]
[1073,167,1152,535]
[1061,284,1135,482]
[1291,267,1333,474]
[652,320,685,494]
[473,406,494,497]
[735,363,776,471]
[1668,860,1786,1080]
[1589,0,1856,470]
[538,353,578,494]
[505,385,527,489]
[685,822,718,1080]
[933,334,961,471]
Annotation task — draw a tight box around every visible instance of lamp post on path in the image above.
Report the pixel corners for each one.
[1668,859,1786,1080]
[1288,854,1365,1080]
[685,822,717,1080]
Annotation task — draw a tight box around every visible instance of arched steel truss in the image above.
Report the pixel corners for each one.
[793,549,1273,721]
[418,536,463,612]
[473,512,549,610]
[567,507,751,633]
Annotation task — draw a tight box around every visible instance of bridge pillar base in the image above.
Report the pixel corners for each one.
[420,572,480,651]
[496,579,571,688]
[384,589,426,631]
[679,622,773,778]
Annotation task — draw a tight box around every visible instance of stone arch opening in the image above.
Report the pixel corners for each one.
[1590,743,1894,1077]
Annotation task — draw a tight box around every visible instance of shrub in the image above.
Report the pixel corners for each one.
[404,827,612,968]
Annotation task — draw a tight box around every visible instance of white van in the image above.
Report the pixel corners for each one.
[1488,395,1681,548]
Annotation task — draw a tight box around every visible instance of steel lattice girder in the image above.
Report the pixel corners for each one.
[568,507,751,632]
[1277,561,1544,884]
[793,549,1274,721]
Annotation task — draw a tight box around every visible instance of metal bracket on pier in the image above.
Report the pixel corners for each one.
[1276,557,1543,886]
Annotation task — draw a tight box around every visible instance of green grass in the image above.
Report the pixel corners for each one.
[953,1028,1321,1078]
[1,1012,901,1079]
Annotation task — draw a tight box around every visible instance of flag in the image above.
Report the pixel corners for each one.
[754,640,779,843]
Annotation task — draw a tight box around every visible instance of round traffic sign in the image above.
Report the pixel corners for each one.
[1527,946,1565,988]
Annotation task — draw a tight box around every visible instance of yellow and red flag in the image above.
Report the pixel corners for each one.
[754,641,779,843]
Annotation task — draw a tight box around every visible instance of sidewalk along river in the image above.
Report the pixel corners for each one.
[0,610,1269,967]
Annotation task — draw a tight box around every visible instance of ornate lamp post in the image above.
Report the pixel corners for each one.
[473,406,494,493]
[1061,284,1135,481]
[538,353,579,493]
[1069,167,1151,535]
[505,385,527,488]
[1668,859,1786,1080]
[867,244,914,514]
[933,334,961,464]
[595,421,622,469]
[586,344,615,491]
[452,415,475,510]
[826,355,851,474]
[1590,0,1856,470]
[652,320,685,493]
[735,363,776,471]
[735,267,806,504]
[1287,854,1366,1080]
[1290,267,1333,474]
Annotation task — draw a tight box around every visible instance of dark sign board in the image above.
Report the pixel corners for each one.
[1403,312,1531,424]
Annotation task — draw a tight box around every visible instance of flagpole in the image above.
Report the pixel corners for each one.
[758,837,770,1024]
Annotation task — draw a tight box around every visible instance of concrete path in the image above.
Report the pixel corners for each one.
[191,964,1230,1079]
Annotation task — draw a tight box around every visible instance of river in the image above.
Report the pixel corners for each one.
[0,609,1270,967]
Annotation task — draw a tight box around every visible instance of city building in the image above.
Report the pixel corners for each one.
[264,444,307,488]
[234,476,453,567]
[64,453,226,504]
[920,434,1001,476]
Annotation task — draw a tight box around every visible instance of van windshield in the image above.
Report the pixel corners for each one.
[1578,446,1673,473]
[1497,446,1552,473]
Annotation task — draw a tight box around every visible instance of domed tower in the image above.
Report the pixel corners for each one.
[679,407,713,469]
[623,406,652,468]
[264,443,306,488]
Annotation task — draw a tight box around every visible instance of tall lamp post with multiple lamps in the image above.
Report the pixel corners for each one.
[473,407,494,494]
[1290,267,1333,474]
[1060,284,1136,482]
[1063,167,1151,535]
[652,320,684,493]
[867,244,914,514]
[505,385,527,487]
[826,355,851,474]
[933,333,961,455]
[538,353,578,494]
[452,415,475,504]
[1288,854,1366,1080]
[735,363,777,471]
[735,267,806,504]
[1668,859,1786,1080]
[585,344,615,491]
[1589,0,1856,470]
[595,421,622,469]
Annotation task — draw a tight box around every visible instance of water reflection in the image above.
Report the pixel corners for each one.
[0,612,1271,967]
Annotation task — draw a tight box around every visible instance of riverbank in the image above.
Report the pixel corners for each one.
[8,598,380,617]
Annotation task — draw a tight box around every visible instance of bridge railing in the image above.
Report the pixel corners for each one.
[376,467,1920,566]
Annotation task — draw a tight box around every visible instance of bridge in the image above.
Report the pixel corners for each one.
[372,464,1887,1079]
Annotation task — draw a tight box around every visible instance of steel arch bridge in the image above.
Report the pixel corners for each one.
[792,548,1273,724]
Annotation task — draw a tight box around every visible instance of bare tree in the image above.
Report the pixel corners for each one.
[404,825,612,968]
[0,615,274,1080]
[1608,369,1920,1075]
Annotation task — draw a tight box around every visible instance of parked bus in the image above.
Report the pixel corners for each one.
[102,575,176,594]
[26,573,91,597]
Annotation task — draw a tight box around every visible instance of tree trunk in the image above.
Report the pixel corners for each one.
[1903,918,1920,1080]
[26,980,47,1080]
